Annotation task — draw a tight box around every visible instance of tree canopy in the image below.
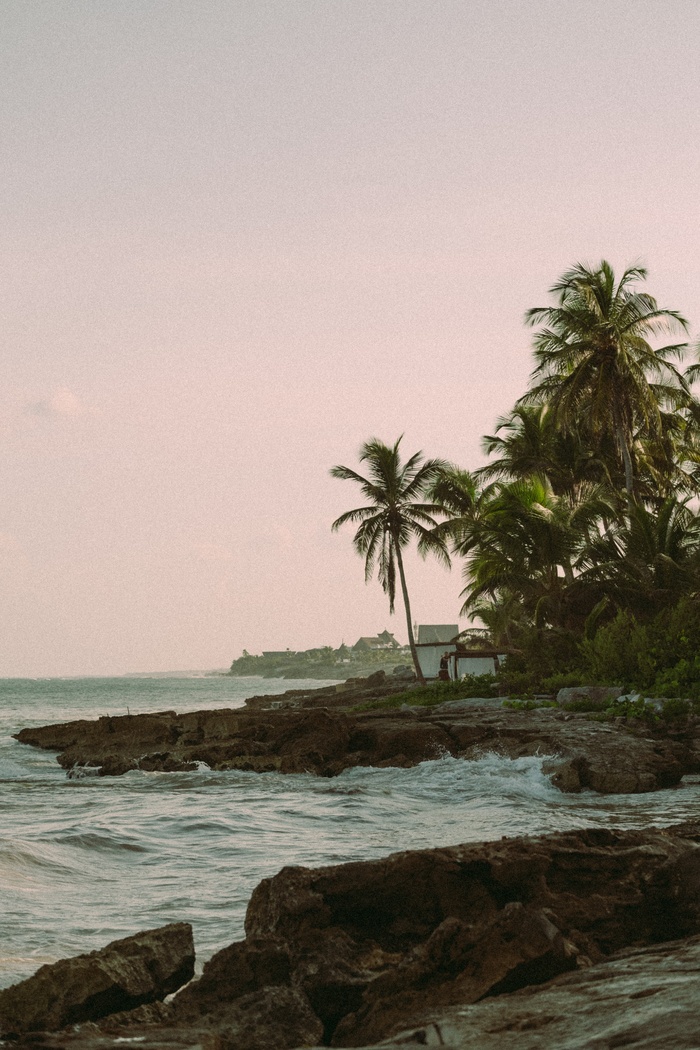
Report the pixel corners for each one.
[331,261,700,695]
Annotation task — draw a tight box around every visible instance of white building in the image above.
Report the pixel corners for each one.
[415,625,505,680]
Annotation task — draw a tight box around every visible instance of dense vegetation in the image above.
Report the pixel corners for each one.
[334,262,700,699]
[228,645,410,680]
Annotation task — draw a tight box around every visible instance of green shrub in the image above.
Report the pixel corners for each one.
[579,610,650,687]
[649,657,700,701]
[504,626,582,683]
[495,668,538,696]
[578,597,700,699]
[540,670,588,692]
[587,694,659,726]
[660,697,692,722]
[355,674,499,711]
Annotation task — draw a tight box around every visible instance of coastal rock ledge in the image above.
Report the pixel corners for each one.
[3,823,700,1049]
[14,690,700,794]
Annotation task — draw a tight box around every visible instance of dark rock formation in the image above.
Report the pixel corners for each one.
[14,698,698,794]
[5,825,700,1047]
[179,985,324,1050]
[375,934,700,1049]
[236,822,700,1045]
[0,923,194,1037]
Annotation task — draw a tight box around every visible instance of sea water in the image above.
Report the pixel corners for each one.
[2,673,699,990]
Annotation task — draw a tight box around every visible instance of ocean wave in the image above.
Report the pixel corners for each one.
[0,838,92,887]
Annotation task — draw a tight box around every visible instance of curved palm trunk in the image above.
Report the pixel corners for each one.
[394,539,427,685]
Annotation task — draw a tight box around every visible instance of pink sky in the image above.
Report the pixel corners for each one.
[3,1,700,675]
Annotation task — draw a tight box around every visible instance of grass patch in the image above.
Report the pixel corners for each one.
[354,674,500,711]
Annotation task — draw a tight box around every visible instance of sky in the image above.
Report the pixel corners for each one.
[2,0,700,676]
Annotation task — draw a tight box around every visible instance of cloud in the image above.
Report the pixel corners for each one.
[25,387,93,417]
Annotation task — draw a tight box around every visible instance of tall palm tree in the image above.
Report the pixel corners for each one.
[520,261,690,500]
[330,437,449,684]
[426,464,485,551]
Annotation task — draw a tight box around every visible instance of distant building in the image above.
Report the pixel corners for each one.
[352,631,400,652]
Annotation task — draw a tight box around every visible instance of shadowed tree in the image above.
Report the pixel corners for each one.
[479,404,616,506]
[331,437,449,684]
[520,261,690,500]
[426,464,485,550]
[456,475,615,634]
[578,496,700,618]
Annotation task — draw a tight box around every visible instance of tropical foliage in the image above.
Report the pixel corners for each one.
[332,261,700,697]
[331,258,700,692]
[442,263,700,645]
[519,261,691,499]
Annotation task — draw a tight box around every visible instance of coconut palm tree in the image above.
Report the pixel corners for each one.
[520,261,691,500]
[457,475,615,633]
[578,496,700,618]
[330,437,449,684]
[426,464,485,551]
[479,404,616,506]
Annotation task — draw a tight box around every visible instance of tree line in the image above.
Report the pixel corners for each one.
[331,261,700,695]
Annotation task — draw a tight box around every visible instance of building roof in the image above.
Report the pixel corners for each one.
[352,633,400,650]
[417,624,458,644]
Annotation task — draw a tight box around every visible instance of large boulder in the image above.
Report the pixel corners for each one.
[0,923,194,1036]
[233,823,700,1045]
[331,904,578,1046]
[556,685,623,710]
[183,986,323,1050]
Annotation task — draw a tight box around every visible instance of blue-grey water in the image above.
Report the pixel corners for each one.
[2,673,699,991]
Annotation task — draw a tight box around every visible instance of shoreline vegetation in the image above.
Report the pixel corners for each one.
[321,262,700,703]
[227,646,411,680]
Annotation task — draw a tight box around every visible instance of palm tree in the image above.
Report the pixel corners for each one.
[579,496,700,618]
[479,404,616,506]
[330,437,450,684]
[520,261,690,500]
[457,475,614,633]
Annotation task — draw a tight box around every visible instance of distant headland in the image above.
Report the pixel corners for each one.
[228,632,409,679]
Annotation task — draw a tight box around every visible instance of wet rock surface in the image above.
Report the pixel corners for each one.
[13,675,700,794]
[6,823,700,1048]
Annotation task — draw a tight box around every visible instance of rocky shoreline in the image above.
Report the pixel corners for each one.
[2,823,700,1048]
[7,676,700,1047]
[13,673,700,794]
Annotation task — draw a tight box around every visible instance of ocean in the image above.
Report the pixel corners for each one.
[2,673,699,992]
